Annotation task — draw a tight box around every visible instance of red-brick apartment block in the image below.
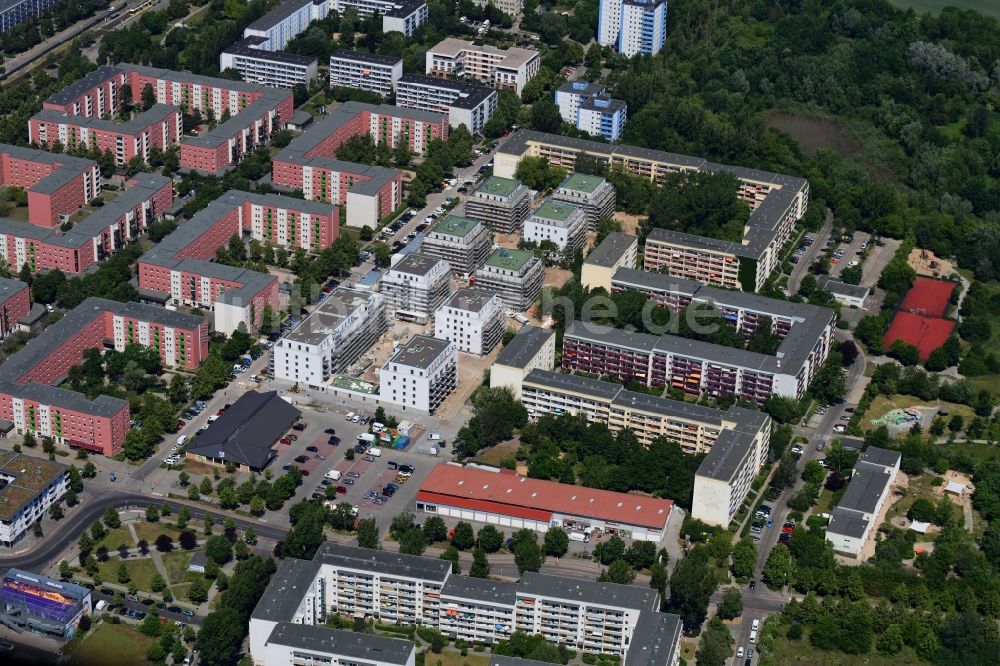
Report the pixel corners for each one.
[0,144,100,228]
[0,173,173,274]
[270,102,436,229]
[29,105,182,166]
[135,191,328,334]
[41,64,294,174]
[0,298,207,456]
[0,278,31,338]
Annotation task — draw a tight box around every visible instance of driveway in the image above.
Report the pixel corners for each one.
[787,209,832,294]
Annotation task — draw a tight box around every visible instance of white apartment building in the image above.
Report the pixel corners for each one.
[272,287,387,384]
[552,172,616,229]
[426,38,540,95]
[250,543,682,664]
[381,253,452,322]
[490,325,556,399]
[826,447,901,557]
[597,0,668,57]
[523,198,588,251]
[692,420,771,528]
[419,214,494,277]
[220,37,319,87]
[577,96,627,141]
[0,452,69,548]
[329,49,403,97]
[473,248,544,312]
[396,74,498,134]
[463,176,532,234]
[471,0,522,16]
[379,335,457,414]
[255,624,415,666]
[433,288,504,356]
[555,81,607,124]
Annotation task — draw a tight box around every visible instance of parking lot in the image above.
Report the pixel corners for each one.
[828,231,871,278]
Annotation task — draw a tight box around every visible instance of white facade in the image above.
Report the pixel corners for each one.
[332,0,428,36]
[0,455,69,548]
[433,289,504,356]
[345,189,379,229]
[691,426,769,529]
[577,97,627,141]
[381,253,452,321]
[396,75,498,134]
[523,199,588,251]
[220,45,318,88]
[379,335,457,413]
[425,38,540,96]
[329,51,403,96]
[489,325,556,399]
[555,81,607,124]
[274,288,386,384]
[826,448,901,557]
[598,0,668,56]
[213,300,254,336]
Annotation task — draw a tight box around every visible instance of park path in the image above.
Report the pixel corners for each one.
[128,521,170,584]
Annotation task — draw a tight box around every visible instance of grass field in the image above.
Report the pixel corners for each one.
[161,551,193,584]
[67,622,155,666]
[888,0,1000,19]
[96,557,159,592]
[473,440,519,467]
[764,634,926,665]
[94,526,136,552]
[860,394,975,432]
[421,653,490,666]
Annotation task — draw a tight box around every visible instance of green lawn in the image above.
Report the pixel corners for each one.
[888,0,1000,18]
[161,551,193,585]
[860,394,975,432]
[133,521,178,545]
[95,526,136,551]
[764,633,926,665]
[96,557,159,592]
[66,621,155,666]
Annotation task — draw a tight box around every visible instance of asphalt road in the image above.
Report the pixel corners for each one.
[3,487,289,572]
[786,209,833,295]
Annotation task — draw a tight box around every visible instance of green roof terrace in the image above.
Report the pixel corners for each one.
[532,199,578,222]
[559,172,604,193]
[475,176,522,198]
[432,215,480,237]
[485,248,535,271]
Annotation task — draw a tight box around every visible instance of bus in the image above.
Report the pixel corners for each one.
[130,0,154,14]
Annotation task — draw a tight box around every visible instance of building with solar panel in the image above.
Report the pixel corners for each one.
[0,568,92,639]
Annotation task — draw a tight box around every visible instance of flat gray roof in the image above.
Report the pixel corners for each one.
[0,278,27,301]
[250,556,320,622]
[398,74,495,110]
[861,446,901,470]
[523,368,624,402]
[827,509,869,539]
[816,275,870,299]
[441,574,517,605]
[585,232,636,268]
[266,623,414,664]
[389,252,447,277]
[284,287,380,346]
[330,49,403,67]
[387,335,452,370]
[315,542,452,582]
[836,460,895,516]
[442,288,497,313]
[32,104,178,134]
[0,143,96,195]
[625,611,681,666]
[222,37,318,66]
[43,65,121,105]
[518,571,658,611]
[245,0,313,32]
[494,326,553,369]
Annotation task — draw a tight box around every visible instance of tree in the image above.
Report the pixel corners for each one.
[802,460,827,484]
[731,538,757,579]
[399,528,427,556]
[763,544,793,590]
[440,546,461,574]
[196,606,245,666]
[594,536,626,565]
[103,506,121,529]
[599,559,635,584]
[117,562,130,584]
[649,561,668,597]
[451,521,475,550]
[188,577,208,604]
[514,539,543,574]
[249,495,266,517]
[205,535,233,565]
[717,588,743,620]
[357,517,379,549]
[145,505,159,523]
[908,498,937,523]
[470,547,491,578]
[543,528,569,557]
[696,617,735,666]
[422,516,448,543]
[139,612,163,637]
[669,550,718,627]
[477,524,504,553]
[155,534,173,552]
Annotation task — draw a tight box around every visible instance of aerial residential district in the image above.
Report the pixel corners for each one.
[0,0,999,665]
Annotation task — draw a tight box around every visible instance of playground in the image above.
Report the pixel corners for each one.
[861,395,976,434]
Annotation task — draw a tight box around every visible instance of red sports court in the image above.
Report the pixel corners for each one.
[900,277,954,318]
[883,311,955,361]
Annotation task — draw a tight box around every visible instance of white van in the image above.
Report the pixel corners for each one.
[372,422,385,434]
[325,469,342,481]
[95,600,108,612]
[367,447,383,457]
[751,619,760,631]
[428,433,441,441]
[569,531,590,543]
[177,434,189,446]
[749,630,757,644]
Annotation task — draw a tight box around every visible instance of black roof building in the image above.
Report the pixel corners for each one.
[185,391,300,471]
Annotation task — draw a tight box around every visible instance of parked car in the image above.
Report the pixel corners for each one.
[335,485,348,494]
[347,471,361,479]
[325,428,336,434]
[343,478,354,485]
[294,455,310,464]
[363,454,375,462]
[280,437,292,445]
[306,446,318,452]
